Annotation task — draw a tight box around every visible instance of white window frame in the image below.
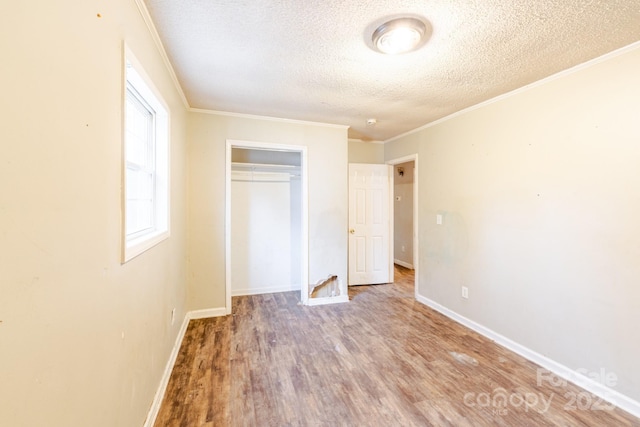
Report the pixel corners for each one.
[122,45,170,262]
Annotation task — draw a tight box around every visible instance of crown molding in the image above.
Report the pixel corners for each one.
[133,0,190,109]
[384,40,640,144]
[348,138,385,144]
[189,108,349,130]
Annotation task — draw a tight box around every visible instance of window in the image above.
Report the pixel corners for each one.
[122,48,170,262]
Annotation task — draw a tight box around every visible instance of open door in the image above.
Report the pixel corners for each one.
[348,163,393,285]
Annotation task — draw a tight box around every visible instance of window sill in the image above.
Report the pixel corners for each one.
[123,229,170,263]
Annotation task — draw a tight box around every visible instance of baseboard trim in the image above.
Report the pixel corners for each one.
[415,294,640,419]
[188,307,228,319]
[231,286,302,297]
[394,259,414,269]
[306,294,349,306]
[143,307,228,427]
[143,313,190,427]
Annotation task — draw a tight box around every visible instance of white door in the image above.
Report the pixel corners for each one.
[348,163,393,285]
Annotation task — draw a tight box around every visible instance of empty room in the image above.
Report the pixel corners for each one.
[1,1,640,426]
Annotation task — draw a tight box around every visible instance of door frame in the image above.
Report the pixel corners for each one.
[386,154,419,298]
[225,139,310,313]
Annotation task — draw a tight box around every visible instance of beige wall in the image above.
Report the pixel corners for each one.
[0,1,188,426]
[187,113,348,309]
[385,44,640,402]
[348,139,385,164]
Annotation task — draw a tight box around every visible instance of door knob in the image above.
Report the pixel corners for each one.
[349,229,355,234]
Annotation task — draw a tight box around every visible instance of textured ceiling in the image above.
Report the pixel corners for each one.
[144,0,640,141]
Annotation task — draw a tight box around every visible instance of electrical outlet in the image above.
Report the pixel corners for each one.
[171,308,176,325]
[436,214,443,225]
[461,286,469,299]
[401,245,405,252]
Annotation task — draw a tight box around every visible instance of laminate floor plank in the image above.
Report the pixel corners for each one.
[154,266,640,426]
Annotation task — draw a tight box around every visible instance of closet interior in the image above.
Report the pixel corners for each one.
[230,148,302,297]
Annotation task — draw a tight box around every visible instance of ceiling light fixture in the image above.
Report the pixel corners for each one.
[371,17,427,55]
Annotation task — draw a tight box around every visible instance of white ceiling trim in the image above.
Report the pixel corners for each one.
[133,0,189,109]
[349,138,385,145]
[189,108,349,130]
[384,39,640,145]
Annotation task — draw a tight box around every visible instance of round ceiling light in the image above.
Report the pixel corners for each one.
[371,17,427,55]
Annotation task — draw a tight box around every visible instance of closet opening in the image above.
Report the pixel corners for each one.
[225,140,309,314]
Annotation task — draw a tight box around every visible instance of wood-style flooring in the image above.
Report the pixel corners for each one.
[154,266,640,426]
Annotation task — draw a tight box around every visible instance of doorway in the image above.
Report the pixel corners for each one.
[225,140,309,314]
[387,155,418,298]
